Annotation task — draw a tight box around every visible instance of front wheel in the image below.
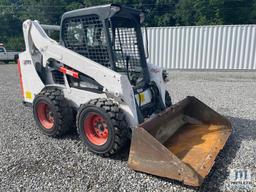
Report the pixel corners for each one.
[76,98,129,157]
[165,91,172,107]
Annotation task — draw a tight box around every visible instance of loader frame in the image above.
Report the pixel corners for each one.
[19,16,167,128]
[18,4,232,187]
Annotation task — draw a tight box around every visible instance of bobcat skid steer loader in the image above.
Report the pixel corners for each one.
[18,4,232,186]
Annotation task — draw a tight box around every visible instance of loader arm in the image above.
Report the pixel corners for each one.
[24,20,127,96]
[21,20,138,126]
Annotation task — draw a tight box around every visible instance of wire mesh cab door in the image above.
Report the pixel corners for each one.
[107,15,149,87]
[62,14,111,68]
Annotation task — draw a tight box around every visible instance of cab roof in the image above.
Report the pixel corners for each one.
[61,4,142,22]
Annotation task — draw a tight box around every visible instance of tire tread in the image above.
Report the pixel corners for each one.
[35,88,73,137]
[76,98,128,157]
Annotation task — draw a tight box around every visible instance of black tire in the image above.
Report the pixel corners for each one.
[14,54,19,64]
[4,61,9,64]
[33,88,73,137]
[76,98,129,157]
[165,91,172,107]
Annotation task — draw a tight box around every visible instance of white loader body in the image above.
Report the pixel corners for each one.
[19,20,167,129]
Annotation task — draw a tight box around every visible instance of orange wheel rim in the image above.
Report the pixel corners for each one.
[36,102,54,129]
[83,112,109,145]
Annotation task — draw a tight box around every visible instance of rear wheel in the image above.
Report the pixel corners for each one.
[33,88,73,137]
[77,98,129,157]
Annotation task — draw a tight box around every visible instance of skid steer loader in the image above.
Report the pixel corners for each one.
[18,4,232,186]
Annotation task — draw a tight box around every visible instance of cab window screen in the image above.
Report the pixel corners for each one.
[62,14,110,68]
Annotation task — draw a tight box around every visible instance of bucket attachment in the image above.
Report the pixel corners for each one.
[128,96,232,187]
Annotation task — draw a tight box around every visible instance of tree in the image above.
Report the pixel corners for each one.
[175,0,224,26]
[19,0,66,24]
[0,0,23,50]
[221,0,254,24]
[1,0,256,50]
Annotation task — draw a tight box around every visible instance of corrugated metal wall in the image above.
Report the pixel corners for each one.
[145,25,256,70]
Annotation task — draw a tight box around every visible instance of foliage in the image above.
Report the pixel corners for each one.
[0,0,255,50]
[176,0,224,25]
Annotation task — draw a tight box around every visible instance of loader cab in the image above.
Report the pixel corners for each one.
[60,4,149,87]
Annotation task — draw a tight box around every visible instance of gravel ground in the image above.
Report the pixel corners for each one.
[0,64,255,192]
